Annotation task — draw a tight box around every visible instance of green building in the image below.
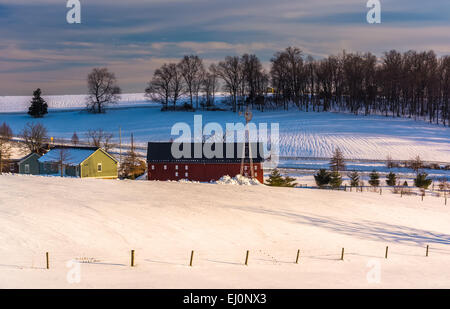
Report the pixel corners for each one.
[38,147,118,179]
[18,153,41,175]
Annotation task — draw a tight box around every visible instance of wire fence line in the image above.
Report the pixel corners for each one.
[2,243,450,271]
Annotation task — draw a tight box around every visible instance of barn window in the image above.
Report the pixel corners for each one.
[164,165,167,170]
[185,165,189,170]
[151,165,155,170]
[244,166,248,170]
[97,163,102,172]
[10,163,15,172]
[175,165,178,170]
[175,172,179,177]
[185,172,188,177]
[25,164,30,174]
[254,166,258,171]
[255,172,258,177]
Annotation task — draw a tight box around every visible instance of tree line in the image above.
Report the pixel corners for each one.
[145,48,449,125]
[25,47,449,126]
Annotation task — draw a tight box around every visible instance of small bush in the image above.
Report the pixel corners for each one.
[314,169,331,188]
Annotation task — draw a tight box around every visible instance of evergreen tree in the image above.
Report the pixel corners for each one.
[386,172,397,186]
[28,88,48,118]
[414,173,432,189]
[368,170,380,187]
[403,181,409,187]
[347,171,360,187]
[266,169,297,187]
[330,147,346,171]
[329,171,343,189]
[314,169,331,188]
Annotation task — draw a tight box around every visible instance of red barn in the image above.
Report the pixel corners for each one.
[147,142,264,183]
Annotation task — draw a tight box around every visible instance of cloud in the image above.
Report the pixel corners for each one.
[0,0,449,95]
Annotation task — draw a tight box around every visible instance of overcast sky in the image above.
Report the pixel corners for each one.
[0,0,449,95]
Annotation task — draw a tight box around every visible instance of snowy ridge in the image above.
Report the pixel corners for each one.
[0,93,152,113]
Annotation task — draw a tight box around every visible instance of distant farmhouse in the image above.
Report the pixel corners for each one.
[38,146,118,179]
[1,143,34,174]
[147,142,264,183]
[18,153,41,175]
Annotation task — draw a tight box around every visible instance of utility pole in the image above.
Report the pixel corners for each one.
[119,126,122,165]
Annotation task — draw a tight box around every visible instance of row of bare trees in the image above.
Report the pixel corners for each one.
[145,54,269,112]
[145,48,450,125]
[270,48,450,125]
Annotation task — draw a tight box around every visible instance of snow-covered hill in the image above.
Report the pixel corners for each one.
[0,174,449,288]
[0,93,153,113]
[1,93,449,162]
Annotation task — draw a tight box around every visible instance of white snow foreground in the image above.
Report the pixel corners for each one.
[0,174,450,288]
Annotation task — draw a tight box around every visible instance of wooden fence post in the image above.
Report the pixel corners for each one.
[131,250,135,267]
[426,245,429,257]
[295,249,300,264]
[245,250,249,266]
[46,252,49,270]
[341,248,345,261]
[385,246,389,259]
[190,250,194,267]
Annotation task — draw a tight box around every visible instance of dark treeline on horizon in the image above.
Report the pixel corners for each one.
[145,48,450,126]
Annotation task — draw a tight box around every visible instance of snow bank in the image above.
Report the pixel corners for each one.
[215,175,262,186]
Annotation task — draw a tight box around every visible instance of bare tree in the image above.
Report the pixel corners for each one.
[145,64,173,108]
[71,132,79,145]
[55,148,72,177]
[21,122,48,155]
[120,133,146,179]
[410,155,423,174]
[216,56,243,112]
[202,64,219,108]
[86,129,115,152]
[0,122,13,174]
[87,68,121,114]
[145,63,184,110]
[179,55,205,109]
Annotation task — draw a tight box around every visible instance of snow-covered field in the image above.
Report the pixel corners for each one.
[0,93,153,113]
[0,94,449,163]
[0,174,449,288]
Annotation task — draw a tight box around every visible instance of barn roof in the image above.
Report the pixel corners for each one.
[147,142,265,163]
[38,147,98,166]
